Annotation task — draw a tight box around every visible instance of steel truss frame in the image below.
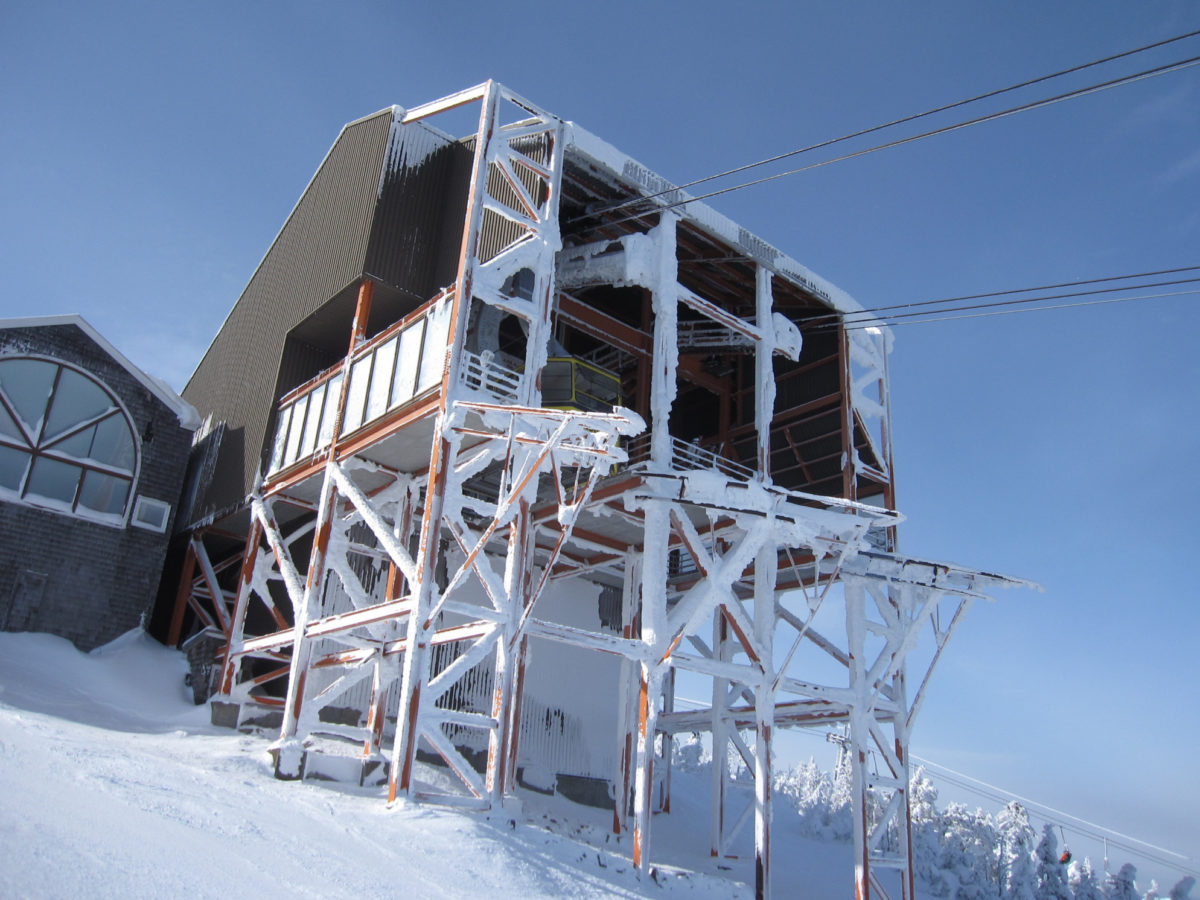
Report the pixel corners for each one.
[191,81,1029,898]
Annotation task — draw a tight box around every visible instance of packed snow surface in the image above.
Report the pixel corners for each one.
[2,630,1182,897]
[0,629,866,898]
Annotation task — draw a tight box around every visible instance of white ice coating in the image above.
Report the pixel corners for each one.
[649,216,679,467]
[555,231,659,292]
[848,326,889,421]
[564,124,882,323]
[377,113,453,201]
[771,311,803,360]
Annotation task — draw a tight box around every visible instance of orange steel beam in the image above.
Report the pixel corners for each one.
[392,83,498,803]
[556,293,727,395]
[167,541,198,647]
[277,279,373,749]
[218,520,263,695]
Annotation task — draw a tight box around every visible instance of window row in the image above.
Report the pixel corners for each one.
[0,357,139,522]
[270,305,449,472]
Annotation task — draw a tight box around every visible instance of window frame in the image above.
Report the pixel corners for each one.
[0,354,142,526]
[130,495,171,533]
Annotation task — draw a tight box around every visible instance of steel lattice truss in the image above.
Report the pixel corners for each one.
[173,82,1031,899]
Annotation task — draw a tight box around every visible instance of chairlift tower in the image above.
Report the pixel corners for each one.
[167,81,1028,899]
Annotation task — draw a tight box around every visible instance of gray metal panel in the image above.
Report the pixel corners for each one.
[183,110,395,523]
[364,121,472,299]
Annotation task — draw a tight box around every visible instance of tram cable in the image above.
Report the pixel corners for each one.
[574,28,1200,224]
[574,50,1200,235]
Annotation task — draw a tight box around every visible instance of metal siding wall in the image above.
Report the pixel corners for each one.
[364,122,473,299]
[182,112,394,523]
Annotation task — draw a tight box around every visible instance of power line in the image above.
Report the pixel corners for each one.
[581,53,1200,235]
[804,265,1200,326]
[816,277,1200,332]
[912,755,1197,877]
[841,288,1200,331]
[578,28,1200,222]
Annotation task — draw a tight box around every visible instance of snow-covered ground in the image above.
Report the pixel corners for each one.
[0,629,869,898]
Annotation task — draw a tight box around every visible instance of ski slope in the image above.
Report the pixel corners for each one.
[0,630,863,898]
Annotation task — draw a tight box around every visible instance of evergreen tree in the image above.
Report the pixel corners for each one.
[775,756,833,838]
[1104,863,1140,900]
[828,740,854,841]
[910,768,945,895]
[1034,823,1072,900]
[941,802,1000,900]
[1069,858,1103,900]
[997,802,1038,900]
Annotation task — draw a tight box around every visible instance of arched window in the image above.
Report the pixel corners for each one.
[0,357,139,523]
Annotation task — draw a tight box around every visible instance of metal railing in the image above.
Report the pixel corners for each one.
[459,350,521,402]
[676,318,754,352]
[623,434,757,482]
[268,302,452,474]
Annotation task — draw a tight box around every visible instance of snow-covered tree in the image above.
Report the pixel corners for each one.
[775,756,836,839]
[673,733,706,772]
[1070,858,1103,900]
[910,768,945,894]
[940,802,1000,900]
[827,741,854,841]
[1143,880,1161,900]
[1034,823,1071,900]
[997,802,1038,900]
[1104,863,1139,900]
[1168,876,1196,900]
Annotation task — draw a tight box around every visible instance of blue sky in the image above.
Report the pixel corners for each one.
[2,0,1197,887]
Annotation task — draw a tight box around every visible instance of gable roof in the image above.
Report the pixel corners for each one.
[0,314,201,430]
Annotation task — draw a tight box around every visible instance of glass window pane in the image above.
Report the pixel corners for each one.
[78,469,131,516]
[318,374,342,448]
[342,359,370,435]
[51,426,95,458]
[366,338,397,424]
[87,414,136,470]
[270,403,293,472]
[0,445,31,490]
[0,402,26,441]
[43,368,114,442]
[301,383,326,455]
[26,457,81,505]
[392,321,424,408]
[542,360,571,405]
[418,309,450,393]
[46,414,135,471]
[284,394,308,467]
[0,358,58,433]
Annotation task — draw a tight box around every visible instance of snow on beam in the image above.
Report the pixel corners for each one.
[525,617,646,660]
[659,698,850,733]
[564,121,872,320]
[302,598,415,639]
[836,549,1039,596]
[400,82,489,123]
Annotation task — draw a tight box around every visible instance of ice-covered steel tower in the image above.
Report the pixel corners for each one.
[168,82,1026,899]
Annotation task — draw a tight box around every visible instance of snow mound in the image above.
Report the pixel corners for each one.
[0,629,206,732]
